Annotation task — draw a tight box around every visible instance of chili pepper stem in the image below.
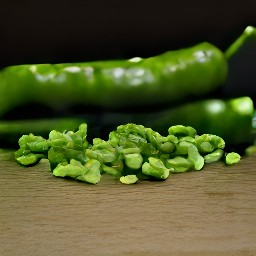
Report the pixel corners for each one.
[225,26,256,60]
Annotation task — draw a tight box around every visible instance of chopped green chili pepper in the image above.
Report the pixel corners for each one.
[124,153,143,170]
[165,156,192,173]
[187,144,205,171]
[225,152,241,165]
[14,123,242,185]
[142,157,170,180]
[15,153,46,166]
[204,149,224,164]
[120,175,138,184]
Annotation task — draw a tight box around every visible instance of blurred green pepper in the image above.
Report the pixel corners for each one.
[0,97,254,148]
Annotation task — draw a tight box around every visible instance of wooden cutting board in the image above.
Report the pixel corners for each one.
[0,150,255,256]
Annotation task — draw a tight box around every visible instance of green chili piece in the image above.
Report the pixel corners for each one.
[179,136,196,144]
[124,153,143,170]
[53,159,86,179]
[87,138,118,163]
[102,164,120,176]
[187,145,205,171]
[121,146,141,155]
[120,175,138,184]
[225,152,241,165]
[159,142,176,154]
[17,133,49,153]
[175,141,193,155]
[195,134,225,154]
[77,159,101,184]
[142,157,170,180]
[48,147,69,169]
[16,153,46,166]
[14,133,49,165]
[168,125,196,139]
[204,149,224,163]
[53,159,101,184]
[165,156,193,173]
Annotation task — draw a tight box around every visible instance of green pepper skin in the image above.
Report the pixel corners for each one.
[0,42,227,117]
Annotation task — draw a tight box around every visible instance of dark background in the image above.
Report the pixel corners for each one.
[1,0,256,99]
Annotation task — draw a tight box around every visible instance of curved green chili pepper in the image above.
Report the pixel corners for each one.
[1,26,255,118]
[0,42,227,116]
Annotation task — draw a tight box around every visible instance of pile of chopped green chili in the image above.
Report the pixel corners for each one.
[14,123,241,184]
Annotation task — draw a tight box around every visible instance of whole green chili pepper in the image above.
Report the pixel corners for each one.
[0,26,255,117]
[0,42,227,116]
[0,97,254,148]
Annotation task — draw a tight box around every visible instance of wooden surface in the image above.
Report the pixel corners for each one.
[1,150,256,256]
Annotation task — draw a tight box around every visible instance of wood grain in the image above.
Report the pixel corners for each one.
[0,150,255,256]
